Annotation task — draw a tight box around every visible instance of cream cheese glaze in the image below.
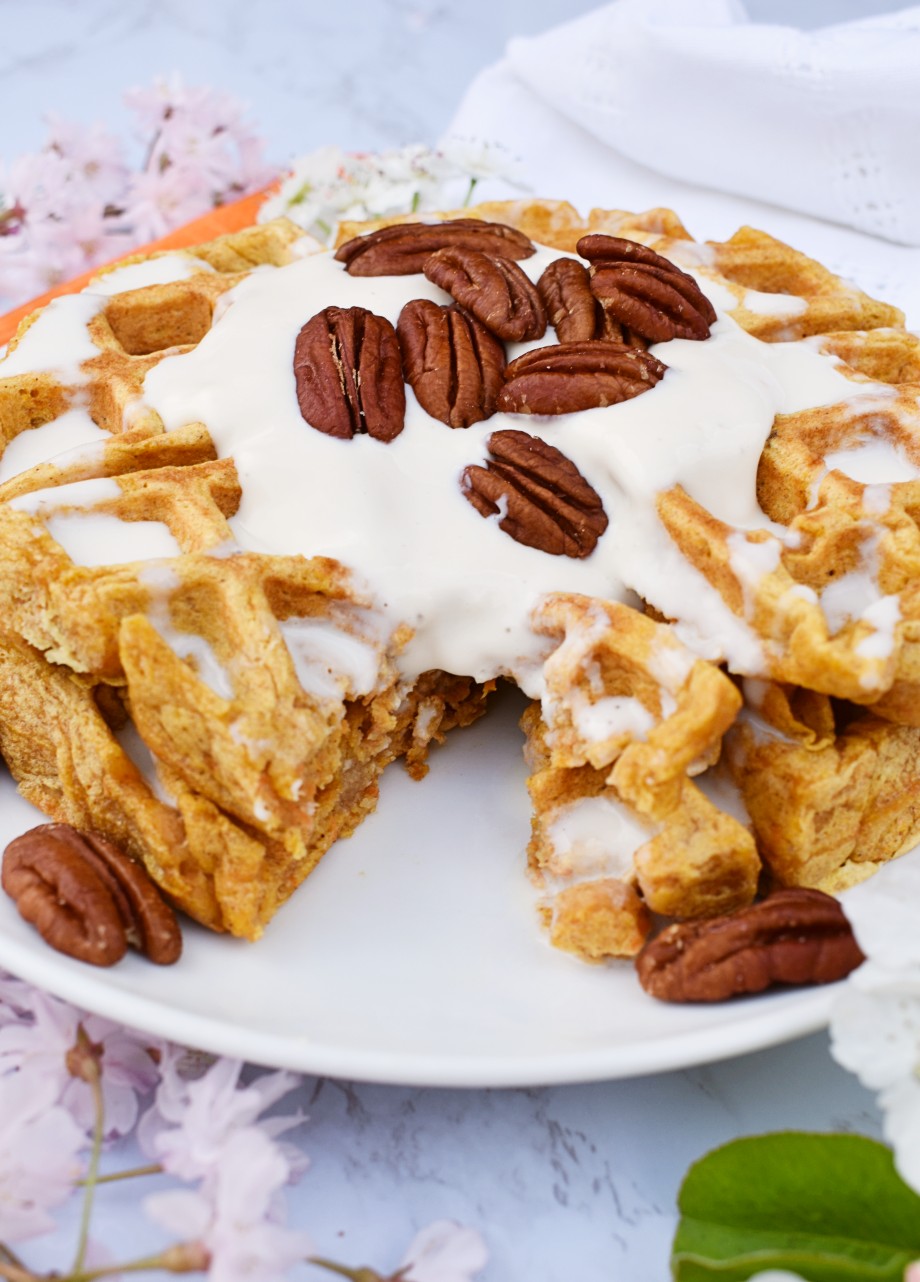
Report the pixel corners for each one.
[87,253,215,295]
[0,407,108,482]
[0,236,871,696]
[137,241,861,692]
[1,294,103,382]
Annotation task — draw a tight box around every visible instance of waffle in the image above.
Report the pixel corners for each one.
[0,198,918,962]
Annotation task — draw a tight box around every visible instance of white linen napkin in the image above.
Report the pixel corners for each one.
[479,0,920,246]
[443,4,920,324]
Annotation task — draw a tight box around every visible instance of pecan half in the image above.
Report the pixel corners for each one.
[461,428,608,558]
[537,257,638,344]
[577,234,717,342]
[398,299,505,428]
[2,823,182,967]
[335,218,536,276]
[294,306,406,442]
[423,247,546,342]
[635,888,864,1003]
[497,341,666,415]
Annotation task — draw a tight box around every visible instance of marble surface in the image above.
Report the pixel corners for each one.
[0,1,910,1279]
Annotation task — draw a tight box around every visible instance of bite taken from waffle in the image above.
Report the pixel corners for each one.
[0,197,918,972]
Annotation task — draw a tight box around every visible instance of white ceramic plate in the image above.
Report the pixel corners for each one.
[0,685,849,1087]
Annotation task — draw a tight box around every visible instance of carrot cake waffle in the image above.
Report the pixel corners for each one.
[0,198,917,962]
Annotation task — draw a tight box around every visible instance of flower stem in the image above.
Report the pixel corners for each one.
[72,1062,105,1276]
[307,1260,363,1280]
[0,1244,44,1282]
[70,1243,209,1281]
[308,1258,387,1282]
[79,1163,163,1187]
[462,176,478,207]
[0,1262,37,1282]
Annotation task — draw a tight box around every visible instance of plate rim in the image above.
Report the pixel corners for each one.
[0,923,837,1087]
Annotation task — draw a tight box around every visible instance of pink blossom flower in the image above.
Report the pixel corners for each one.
[0,217,89,300]
[0,1069,85,1242]
[144,1126,314,1282]
[122,164,212,242]
[43,114,128,207]
[4,149,74,222]
[137,1048,306,1183]
[0,75,273,310]
[60,202,124,270]
[905,1263,920,1282]
[0,989,160,1137]
[125,76,246,140]
[232,134,276,196]
[398,1221,489,1282]
[151,120,242,195]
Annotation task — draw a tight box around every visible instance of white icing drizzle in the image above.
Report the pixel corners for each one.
[542,794,656,888]
[278,613,385,702]
[0,295,103,382]
[0,408,108,482]
[646,634,695,689]
[817,526,901,669]
[856,596,902,661]
[572,695,655,744]
[138,564,233,700]
[137,243,858,683]
[412,698,441,743]
[86,254,215,296]
[863,484,893,516]
[45,513,182,567]
[824,437,920,485]
[10,476,121,515]
[727,533,782,617]
[740,289,808,318]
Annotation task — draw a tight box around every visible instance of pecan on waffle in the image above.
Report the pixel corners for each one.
[0,198,918,966]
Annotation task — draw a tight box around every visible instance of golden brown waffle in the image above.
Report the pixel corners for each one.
[0,220,491,938]
[0,200,919,963]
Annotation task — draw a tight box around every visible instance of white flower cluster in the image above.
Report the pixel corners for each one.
[830,855,920,1195]
[258,139,527,245]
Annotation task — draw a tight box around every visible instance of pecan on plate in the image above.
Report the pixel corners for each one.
[537,257,641,345]
[2,823,182,967]
[398,299,506,428]
[423,247,546,343]
[635,888,864,1003]
[461,428,608,558]
[294,306,406,442]
[335,218,536,276]
[577,234,717,343]
[497,341,667,415]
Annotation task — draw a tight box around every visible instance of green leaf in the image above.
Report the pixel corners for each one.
[672,1132,920,1282]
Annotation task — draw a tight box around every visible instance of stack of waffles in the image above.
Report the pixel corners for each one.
[0,197,917,964]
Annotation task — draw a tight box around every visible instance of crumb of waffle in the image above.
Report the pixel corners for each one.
[550,879,651,963]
